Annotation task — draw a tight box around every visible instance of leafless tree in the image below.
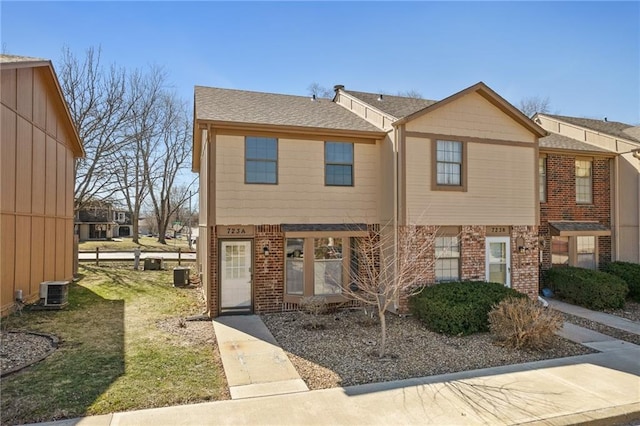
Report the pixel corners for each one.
[144,93,195,244]
[112,66,167,243]
[396,89,423,99]
[518,96,551,118]
[345,222,439,357]
[58,46,135,210]
[307,82,334,99]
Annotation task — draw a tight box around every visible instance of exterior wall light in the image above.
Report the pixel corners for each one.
[263,246,270,257]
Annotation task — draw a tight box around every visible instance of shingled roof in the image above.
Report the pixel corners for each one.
[545,114,640,144]
[539,133,613,154]
[343,90,438,119]
[195,86,384,134]
[0,54,48,65]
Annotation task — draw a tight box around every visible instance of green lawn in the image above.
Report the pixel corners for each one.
[1,265,227,424]
[79,235,193,252]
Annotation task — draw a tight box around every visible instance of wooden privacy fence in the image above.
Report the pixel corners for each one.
[78,247,196,267]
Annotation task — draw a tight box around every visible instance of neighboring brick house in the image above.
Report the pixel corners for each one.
[1,54,84,316]
[192,82,546,317]
[75,199,132,241]
[537,133,616,277]
[535,114,640,264]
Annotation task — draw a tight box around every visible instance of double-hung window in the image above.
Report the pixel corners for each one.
[435,236,460,282]
[575,160,592,204]
[434,140,465,190]
[245,136,277,184]
[539,157,547,202]
[325,142,353,186]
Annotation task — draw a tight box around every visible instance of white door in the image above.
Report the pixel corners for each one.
[220,240,252,312]
[485,237,511,287]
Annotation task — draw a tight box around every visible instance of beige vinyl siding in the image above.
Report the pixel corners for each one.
[406,92,535,143]
[405,138,536,225]
[335,92,393,131]
[1,66,78,315]
[215,135,379,224]
[379,134,395,222]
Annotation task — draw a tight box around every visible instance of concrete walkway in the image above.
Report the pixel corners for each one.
[212,315,308,399]
[31,305,640,426]
[548,298,640,335]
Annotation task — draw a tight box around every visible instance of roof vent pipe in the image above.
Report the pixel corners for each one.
[311,94,316,101]
[377,94,383,101]
[604,117,608,122]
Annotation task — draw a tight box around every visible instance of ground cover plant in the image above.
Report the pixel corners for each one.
[545,266,628,310]
[0,265,226,425]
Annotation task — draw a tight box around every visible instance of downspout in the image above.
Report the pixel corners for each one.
[635,150,640,263]
[613,156,619,261]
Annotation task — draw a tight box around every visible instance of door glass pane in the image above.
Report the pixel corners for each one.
[488,242,506,284]
[314,238,342,295]
[286,238,304,295]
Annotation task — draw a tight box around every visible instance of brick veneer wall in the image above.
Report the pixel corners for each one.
[254,225,284,313]
[396,225,539,314]
[539,155,611,272]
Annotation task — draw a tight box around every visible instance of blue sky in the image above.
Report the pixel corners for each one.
[2,1,639,124]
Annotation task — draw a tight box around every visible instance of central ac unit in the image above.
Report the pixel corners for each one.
[40,281,69,308]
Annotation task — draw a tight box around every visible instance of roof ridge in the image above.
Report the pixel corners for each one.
[195,85,321,101]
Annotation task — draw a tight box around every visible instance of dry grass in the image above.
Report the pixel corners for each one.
[78,235,193,252]
[0,265,226,425]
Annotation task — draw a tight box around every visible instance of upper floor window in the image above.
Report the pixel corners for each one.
[245,136,277,184]
[325,142,353,186]
[575,160,592,204]
[539,157,547,202]
[433,140,465,190]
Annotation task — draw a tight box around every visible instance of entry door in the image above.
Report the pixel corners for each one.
[485,237,511,287]
[220,240,252,313]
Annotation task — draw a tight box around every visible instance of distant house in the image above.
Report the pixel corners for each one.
[75,200,132,241]
[192,82,546,317]
[534,114,640,264]
[1,54,84,316]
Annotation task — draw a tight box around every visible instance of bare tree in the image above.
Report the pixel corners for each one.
[345,223,439,357]
[518,96,551,118]
[145,93,195,244]
[307,82,334,99]
[396,89,423,99]
[113,66,167,243]
[58,46,135,210]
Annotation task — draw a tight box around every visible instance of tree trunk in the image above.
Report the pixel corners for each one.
[378,308,387,358]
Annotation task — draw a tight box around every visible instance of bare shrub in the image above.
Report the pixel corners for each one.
[299,296,328,329]
[489,297,563,350]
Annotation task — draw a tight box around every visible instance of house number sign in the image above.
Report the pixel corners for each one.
[486,226,510,236]
[217,225,255,238]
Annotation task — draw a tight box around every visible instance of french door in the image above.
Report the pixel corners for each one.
[220,240,252,313]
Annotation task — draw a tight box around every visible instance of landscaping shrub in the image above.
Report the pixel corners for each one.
[489,297,562,350]
[545,266,628,310]
[299,296,328,329]
[601,262,640,302]
[409,281,526,336]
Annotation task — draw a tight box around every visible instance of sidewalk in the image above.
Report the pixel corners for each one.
[33,306,640,426]
[547,298,640,335]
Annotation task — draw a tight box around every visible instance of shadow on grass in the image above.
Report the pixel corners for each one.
[1,281,125,425]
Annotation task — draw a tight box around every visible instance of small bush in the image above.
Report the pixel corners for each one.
[545,266,628,310]
[489,297,562,350]
[601,262,640,302]
[299,296,327,329]
[409,281,526,336]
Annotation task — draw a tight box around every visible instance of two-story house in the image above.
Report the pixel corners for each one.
[75,200,132,241]
[192,82,546,317]
[534,114,640,264]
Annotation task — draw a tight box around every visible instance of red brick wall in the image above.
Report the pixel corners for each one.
[510,226,539,299]
[540,155,611,272]
[254,225,284,314]
[461,225,485,281]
